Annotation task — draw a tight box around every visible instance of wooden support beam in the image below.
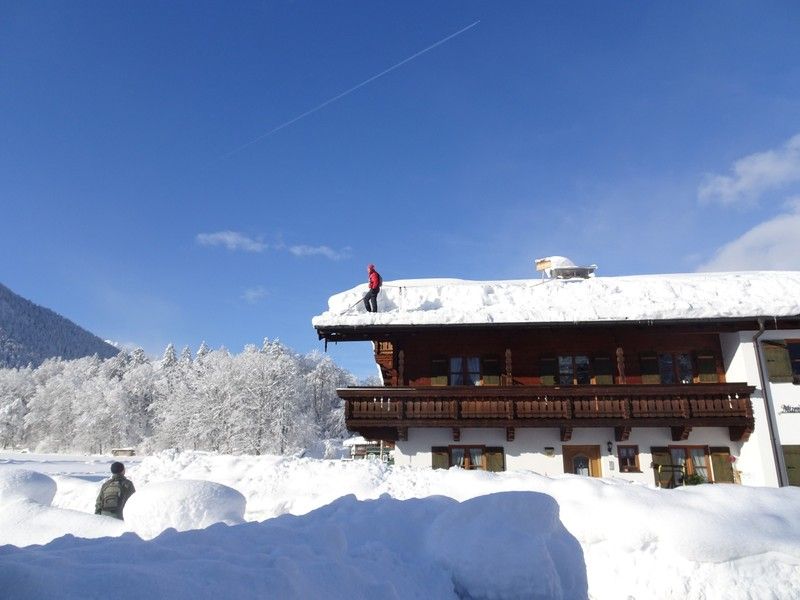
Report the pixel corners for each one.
[560,426,573,442]
[729,424,754,442]
[452,427,461,442]
[505,348,513,386]
[671,425,692,441]
[614,426,631,442]
[397,427,408,441]
[506,427,515,442]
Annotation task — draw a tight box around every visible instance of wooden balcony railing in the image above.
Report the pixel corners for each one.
[339,383,755,442]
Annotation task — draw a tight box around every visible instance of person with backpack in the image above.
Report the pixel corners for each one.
[363,263,382,312]
[95,461,136,520]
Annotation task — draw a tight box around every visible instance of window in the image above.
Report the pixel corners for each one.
[789,343,800,384]
[553,355,610,385]
[651,446,711,487]
[431,446,505,471]
[439,356,500,386]
[641,352,709,384]
[617,445,640,473]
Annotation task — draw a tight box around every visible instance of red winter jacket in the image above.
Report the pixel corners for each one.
[368,269,382,290]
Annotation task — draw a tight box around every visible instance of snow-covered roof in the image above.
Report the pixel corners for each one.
[312,271,800,329]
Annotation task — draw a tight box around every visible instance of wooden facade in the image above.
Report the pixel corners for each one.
[319,323,756,445]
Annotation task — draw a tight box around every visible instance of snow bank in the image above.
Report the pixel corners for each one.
[124,480,246,540]
[312,271,800,327]
[426,491,586,599]
[0,500,126,547]
[0,493,583,600]
[1,451,799,599]
[0,469,56,505]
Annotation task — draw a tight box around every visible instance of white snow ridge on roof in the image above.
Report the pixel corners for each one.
[312,271,800,328]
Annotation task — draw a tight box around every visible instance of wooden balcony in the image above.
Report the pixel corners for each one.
[340,383,755,443]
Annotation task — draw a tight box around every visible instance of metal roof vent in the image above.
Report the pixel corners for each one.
[535,256,597,279]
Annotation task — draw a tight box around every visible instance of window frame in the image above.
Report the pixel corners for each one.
[667,445,713,484]
[543,355,614,385]
[617,445,641,473]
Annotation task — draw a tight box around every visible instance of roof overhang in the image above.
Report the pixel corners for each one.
[315,315,800,342]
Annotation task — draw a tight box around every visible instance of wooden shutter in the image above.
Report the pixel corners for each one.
[710,447,734,483]
[431,358,448,386]
[650,447,673,488]
[763,342,792,383]
[540,358,557,385]
[640,354,660,384]
[485,447,505,472]
[482,357,501,386]
[431,447,449,469]
[696,353,718,383]
[593,357,614,385]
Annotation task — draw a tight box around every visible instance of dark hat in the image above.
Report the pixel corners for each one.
[110,462,125,474]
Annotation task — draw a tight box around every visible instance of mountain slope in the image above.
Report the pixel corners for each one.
[0,282,119,368]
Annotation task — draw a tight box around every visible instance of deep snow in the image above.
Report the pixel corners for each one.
[1,450,799,599]
[311,271,800,327]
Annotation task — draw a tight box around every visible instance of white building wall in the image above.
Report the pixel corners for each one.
[719,329,800,487]
[395,426,740,485]
[759,329,800,447]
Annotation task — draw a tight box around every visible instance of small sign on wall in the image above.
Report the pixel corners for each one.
[781,405,800,414]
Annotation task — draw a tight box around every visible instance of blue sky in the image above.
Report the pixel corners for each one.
[2,2,800,378]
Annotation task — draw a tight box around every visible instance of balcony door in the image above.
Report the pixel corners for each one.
[562,445,601,477]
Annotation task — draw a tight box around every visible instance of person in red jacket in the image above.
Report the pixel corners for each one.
[363,264,382,312]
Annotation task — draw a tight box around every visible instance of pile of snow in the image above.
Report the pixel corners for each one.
[0,469,56,505]
[426,491,585,599]
[1,450,800,599]
[312,271,800,327]
[0,468,125,547]
[125,479,246,540]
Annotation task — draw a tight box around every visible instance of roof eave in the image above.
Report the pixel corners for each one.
[315,314,800,342]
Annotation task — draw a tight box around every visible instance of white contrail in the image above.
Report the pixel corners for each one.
[221,20,480,159]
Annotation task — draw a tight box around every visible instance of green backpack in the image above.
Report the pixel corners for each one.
[100,479,123,512]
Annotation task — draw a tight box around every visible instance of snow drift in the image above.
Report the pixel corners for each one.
[1,450,799,599]
[124,479,246,540]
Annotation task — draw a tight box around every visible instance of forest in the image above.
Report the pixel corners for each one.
[0,339,359,455]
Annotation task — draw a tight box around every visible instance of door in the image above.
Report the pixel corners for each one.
[784,446,800,486]
[562,445,602,477]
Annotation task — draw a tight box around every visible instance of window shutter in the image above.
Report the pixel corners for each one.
[640,354,660,384]
[763,342,793,383]
[593,357,614,385]
[431,447,449,469]
[431,358,448,386]
[540,358,557,385]
[482,357,501,386]
[696,354,718,384]
[710,447,734,483]
[650,447,673,488]
[485,447,505,472]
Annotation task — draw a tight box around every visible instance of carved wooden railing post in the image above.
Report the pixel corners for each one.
[398,349,405,387]
[616,346,626,384]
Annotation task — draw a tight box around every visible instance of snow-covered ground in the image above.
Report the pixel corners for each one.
[1,451,799,599]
